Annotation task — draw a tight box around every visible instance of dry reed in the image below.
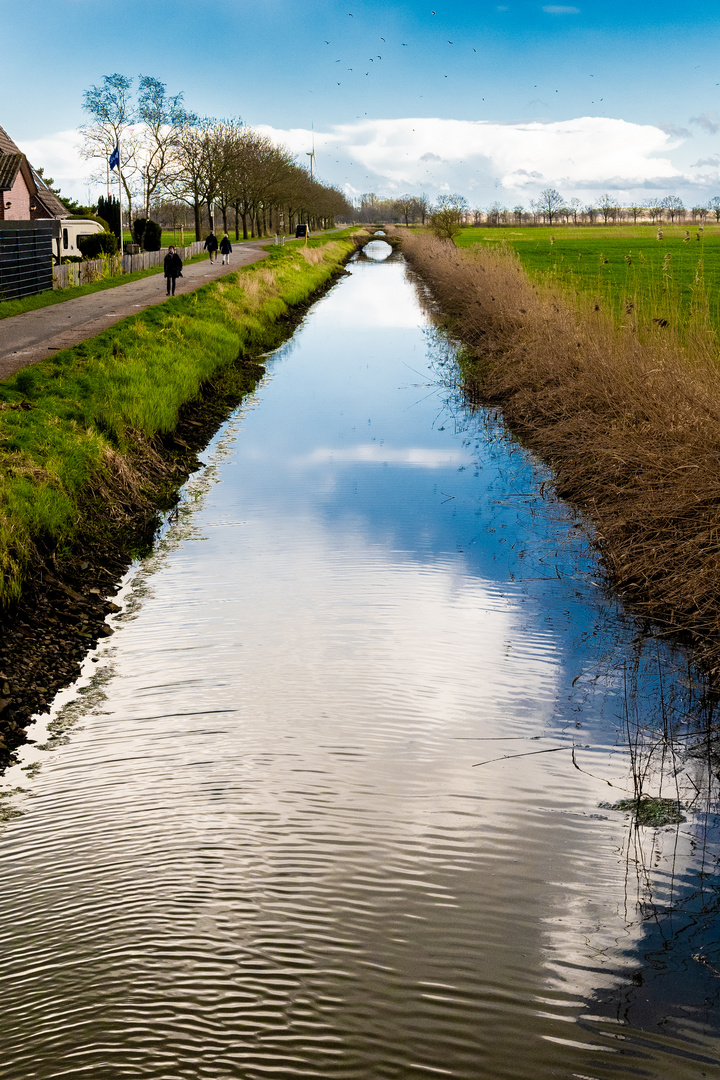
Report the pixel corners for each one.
[400,231,720,673]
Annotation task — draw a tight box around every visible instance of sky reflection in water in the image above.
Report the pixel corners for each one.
[0,247,718,1080]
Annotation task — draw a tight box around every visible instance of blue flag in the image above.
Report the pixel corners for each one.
[109,144,119,171]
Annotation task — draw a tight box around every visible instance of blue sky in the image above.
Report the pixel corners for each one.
[3,0,720,207]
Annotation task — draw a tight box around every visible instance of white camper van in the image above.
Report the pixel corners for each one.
[55,218,105,262]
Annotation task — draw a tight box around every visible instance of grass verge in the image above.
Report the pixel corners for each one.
[0,227,355,321]
[400,230,720,675]
[0,249,214,322]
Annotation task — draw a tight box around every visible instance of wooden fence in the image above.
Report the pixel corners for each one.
[51,241,206,290]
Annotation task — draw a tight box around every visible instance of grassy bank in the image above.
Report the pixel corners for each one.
[400,230,720,674]
[0,235,355,608]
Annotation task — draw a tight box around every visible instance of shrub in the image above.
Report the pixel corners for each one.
[429,207,462,243]
[132,218,162,251]
[97,195,121,239]
[77,232,118,259]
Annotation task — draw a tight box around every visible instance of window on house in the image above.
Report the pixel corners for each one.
[63,228,69,249]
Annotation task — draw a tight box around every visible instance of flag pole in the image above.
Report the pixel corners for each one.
[117,139,124,258]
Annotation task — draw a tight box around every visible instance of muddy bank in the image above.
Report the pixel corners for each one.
[0,251,353,770]
[399,230,720,678]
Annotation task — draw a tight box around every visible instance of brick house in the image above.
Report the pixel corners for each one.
[0,124,68,221]
[0,124,69,299]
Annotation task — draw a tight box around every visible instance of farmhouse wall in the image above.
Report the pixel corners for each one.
[1,171,32,221]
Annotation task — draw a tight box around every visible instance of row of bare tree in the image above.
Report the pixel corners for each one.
[80,75,351,240]
[353,187,720,230]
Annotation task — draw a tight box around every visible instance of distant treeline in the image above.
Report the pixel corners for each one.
[354,188,720,227]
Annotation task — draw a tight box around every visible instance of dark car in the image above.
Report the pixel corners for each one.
[295,224,309,237]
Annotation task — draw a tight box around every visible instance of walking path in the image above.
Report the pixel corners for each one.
[0,243,269,381]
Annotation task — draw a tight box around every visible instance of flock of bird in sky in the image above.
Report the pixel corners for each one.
[323,10,480,87]
[310,9,606,188]
[316,11,603,106]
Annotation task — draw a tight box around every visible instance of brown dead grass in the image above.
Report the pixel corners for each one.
[400,230,720,673]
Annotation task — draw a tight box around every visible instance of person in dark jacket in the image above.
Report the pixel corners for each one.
[163,246,183,296]
[220,232,232,264]
[204,231,218,262]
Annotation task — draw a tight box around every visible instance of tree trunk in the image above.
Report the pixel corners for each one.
[193,201,201,241]
[234,202,240,241]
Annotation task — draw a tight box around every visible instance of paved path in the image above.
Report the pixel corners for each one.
[0,243,270,381]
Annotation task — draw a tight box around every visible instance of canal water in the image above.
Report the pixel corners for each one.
[0,241,719,1079]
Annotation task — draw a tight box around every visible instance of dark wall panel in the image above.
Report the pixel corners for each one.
[0,227,53,300]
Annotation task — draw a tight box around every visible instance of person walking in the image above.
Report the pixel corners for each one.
[204,231,218,263]
[220,232,232,264]
[163,246,183,296]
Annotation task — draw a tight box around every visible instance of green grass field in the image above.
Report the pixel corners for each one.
[454,223,720,336]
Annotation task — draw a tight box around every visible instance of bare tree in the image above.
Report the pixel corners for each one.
[417,194,431,226]
[166,115,219,239]
[597,193,619,224]
[486,201,506,226]
[707,196,720,222]
[662,195,685,223]
[80,73,140,224]
[537,188,565,224]
[393,194,420,227]
[136,76,185,228]
[643,198,662,223]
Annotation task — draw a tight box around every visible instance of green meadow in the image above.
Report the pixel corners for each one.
[454,224,720,338]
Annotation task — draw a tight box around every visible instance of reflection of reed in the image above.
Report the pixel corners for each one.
[413,271,720,1059]
[612,649,720,935]
[422,267,720,924]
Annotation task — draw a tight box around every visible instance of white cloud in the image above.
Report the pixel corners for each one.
[17,114,695,209]
[542,4,580,11]
[297,445,470,468]
[15,129,96,200]
[257,116,684,205]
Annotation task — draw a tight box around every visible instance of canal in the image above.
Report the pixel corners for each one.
[0,240,718,1079]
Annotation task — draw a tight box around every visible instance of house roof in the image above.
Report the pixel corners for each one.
[0,125,21,156]
[0,153,22,192]
[0,123,68,217]
[31,171,69,217]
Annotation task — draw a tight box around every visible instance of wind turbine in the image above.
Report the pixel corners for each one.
[306,125,316,180]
